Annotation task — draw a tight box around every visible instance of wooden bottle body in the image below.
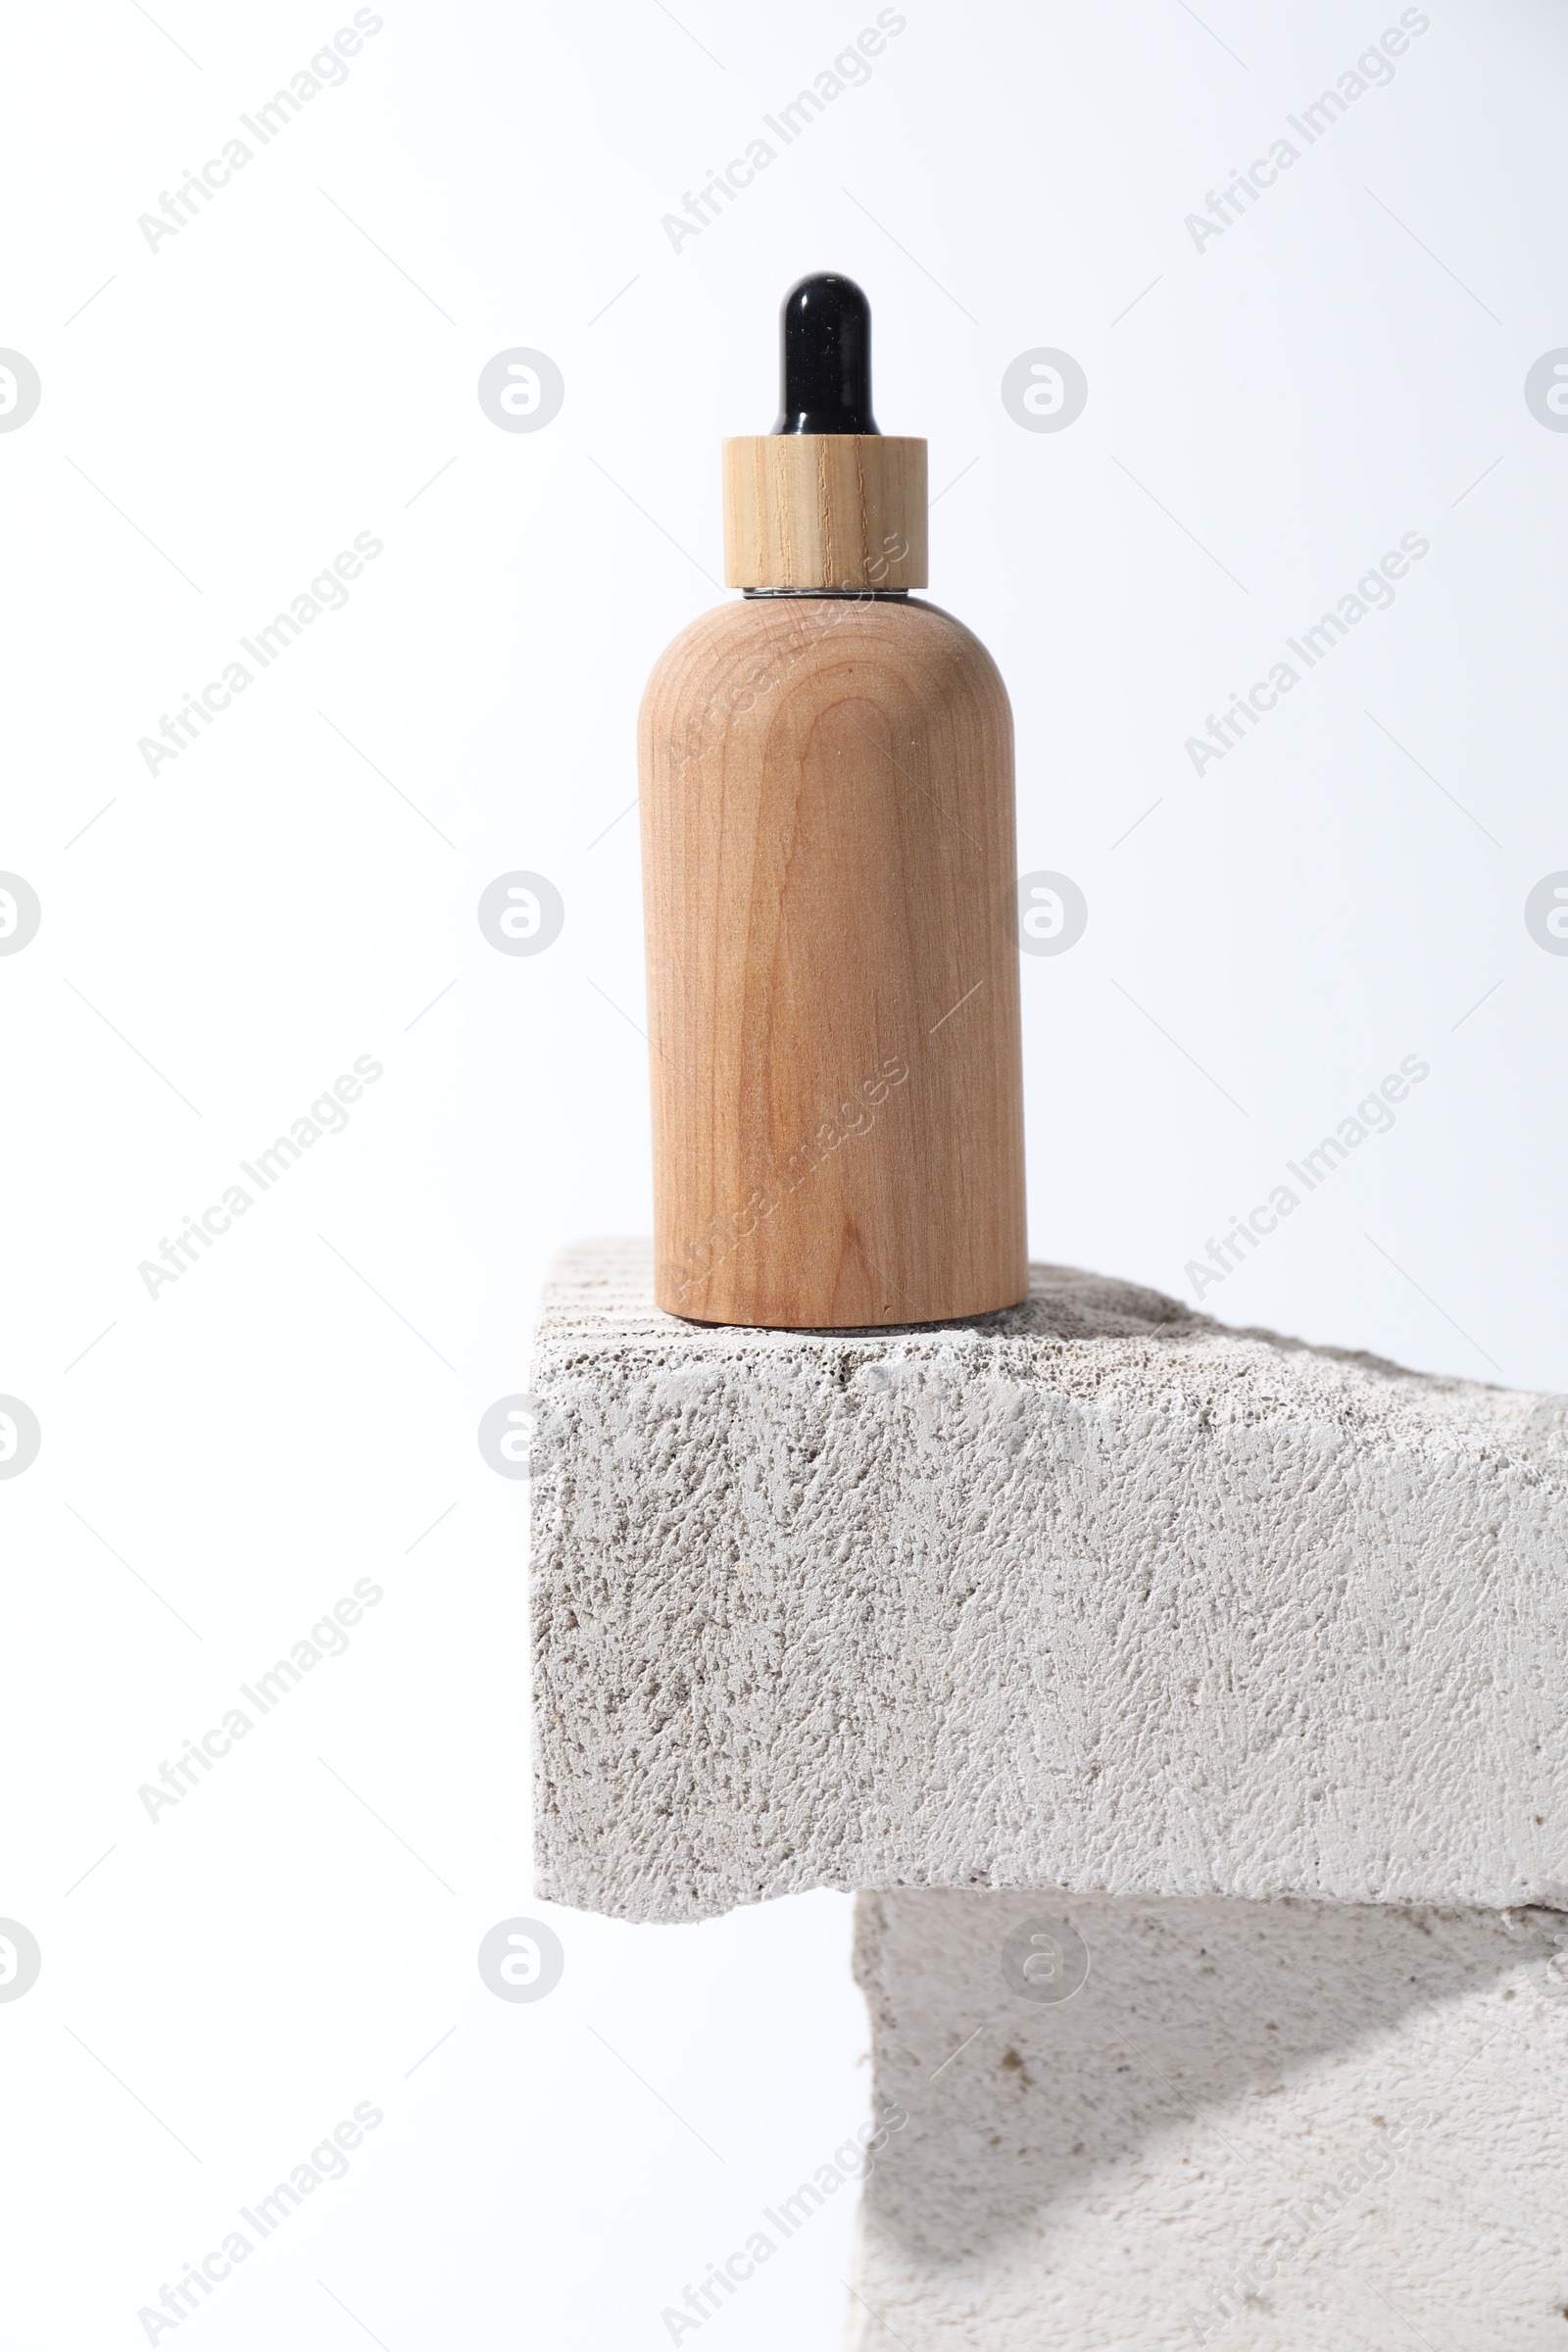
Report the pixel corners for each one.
[638,592,1027,1328]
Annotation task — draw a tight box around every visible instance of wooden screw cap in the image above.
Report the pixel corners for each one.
[721,433,928,590]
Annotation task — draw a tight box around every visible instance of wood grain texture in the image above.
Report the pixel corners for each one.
[722,436,927,589]
[638,593,1026,1328]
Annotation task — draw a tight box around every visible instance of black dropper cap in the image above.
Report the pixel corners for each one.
[771,272,879,435]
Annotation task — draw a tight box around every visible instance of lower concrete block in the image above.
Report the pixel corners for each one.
[848,1887,1568,2349]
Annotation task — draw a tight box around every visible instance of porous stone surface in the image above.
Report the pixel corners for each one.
[530,1242,1568,1923]
[847,1886,1568,2349]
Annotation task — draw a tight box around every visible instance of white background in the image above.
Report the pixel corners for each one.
[4,0,1566,2344]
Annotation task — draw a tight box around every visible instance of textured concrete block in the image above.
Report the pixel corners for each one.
[847,1886,1568,2349]
[530,1243,1568,1922]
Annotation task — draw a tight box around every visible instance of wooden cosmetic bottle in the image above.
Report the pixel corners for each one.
[638,271,1027,1328]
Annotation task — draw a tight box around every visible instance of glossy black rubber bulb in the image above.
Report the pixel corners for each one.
[771,272,879,435]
